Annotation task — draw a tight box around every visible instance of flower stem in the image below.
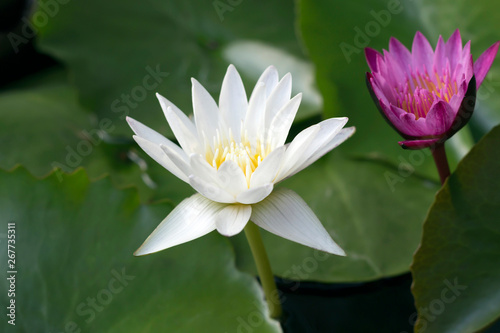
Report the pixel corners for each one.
[243,221,282,319]
[431,143,451,185]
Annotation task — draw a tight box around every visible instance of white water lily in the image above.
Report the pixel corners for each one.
[128,64,355,256]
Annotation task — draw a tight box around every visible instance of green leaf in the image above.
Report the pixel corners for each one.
[0,68,194,202]
[0,69,88,176]
[36,0,320,138]
[232,152,439,282]
[0,167,281,332]
[411,125,500,333]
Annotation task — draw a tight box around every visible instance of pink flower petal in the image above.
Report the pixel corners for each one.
[389,37,412,71]
[365,47,382,72]
[394,106,429,137]
[446,77,477,138]
[383,49,406,84]
[474,41,500,88]
[371,72,396,103]
[461,40,471,64]
[433,36,446,73]
[448,93,463,112]
[399,138,440,150]
[445,29,463,69]
[412,31,434,73]
[380,100,404,126]
[425,100,455,135]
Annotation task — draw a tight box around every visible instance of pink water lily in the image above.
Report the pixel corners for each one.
[365,30,499,149]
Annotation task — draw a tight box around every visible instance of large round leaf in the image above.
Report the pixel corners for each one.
[232,152,439,282]
[0,69,193,202]
[35,0,320,138]
[411,125,500,333]
[0,69,96,177]
[0,168,281,332]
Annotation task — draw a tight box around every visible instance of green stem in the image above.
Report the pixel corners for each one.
[243,221,282,319]
[431,143,451,185]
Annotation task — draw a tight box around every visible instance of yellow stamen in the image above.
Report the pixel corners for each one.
[396,70,458,119]
[205,132,271,187]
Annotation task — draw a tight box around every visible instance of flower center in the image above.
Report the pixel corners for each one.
[204,129,271,186]
[396,69,458,119]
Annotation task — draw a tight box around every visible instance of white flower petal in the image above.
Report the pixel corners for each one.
[134,194,223,256]
[255,65,279,98]
[244,82,267,144]
[265,73,292,130]
[266,93,302,148]
[156,93,201,154]
[132,135,189,183]
[291,127,356,178]
[275,124,320,182]
[160,144,192,179]
[190,155,250,199]
[192,78,221,142]
[189,153,218,182]
[215,204,252,236]
[277,118,349,181]
[127,116,173,146]
[236,184,274,204]
[219,65,248,141]
[250,145,285,188]
[217,160,248,196]
[189,175,236,204]
[251,188,345,255]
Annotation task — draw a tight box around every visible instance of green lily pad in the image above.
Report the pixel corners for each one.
[0,167,281,332]
[0,68,193,202]
[411,125,500,333]
[35,0,320,138]
[0,70,105,177]
[232,151,439,282]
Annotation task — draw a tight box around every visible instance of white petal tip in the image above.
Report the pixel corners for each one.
[133,246,153,256]
[345,126,356,135]
[310,237,346,256]
[133,250,144,256]
[328,117,349,127]
[261,65,279,79]
[215,204,252,237]
[156,92,168,103]
[126,116,136,125]
[215,230,232,237]
[133,243,166,256]
[326,246,346,257]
